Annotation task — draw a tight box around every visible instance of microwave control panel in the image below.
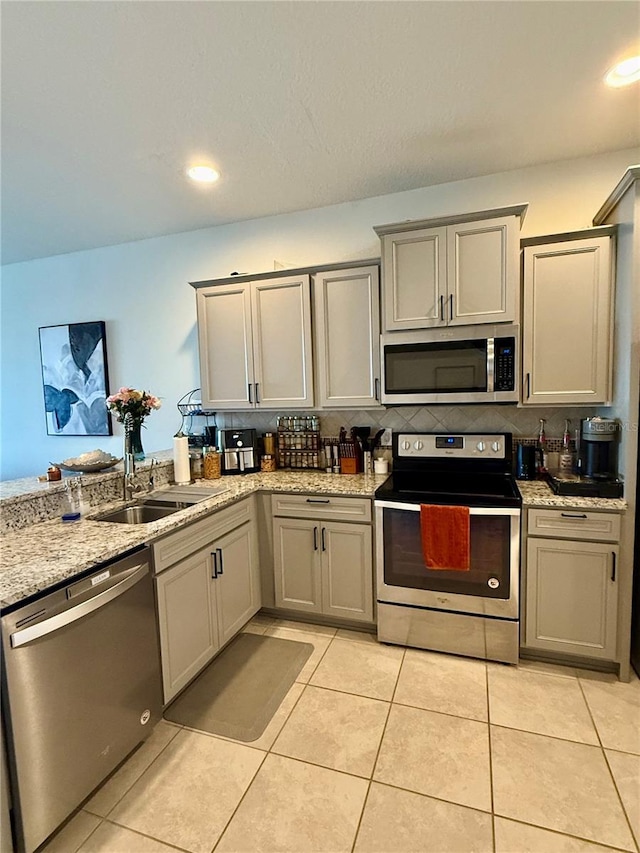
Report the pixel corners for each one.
[494,337,516,392]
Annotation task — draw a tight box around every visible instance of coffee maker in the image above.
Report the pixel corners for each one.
[220,428,259,474]
[578,417,619,480]
[548,417,623,498]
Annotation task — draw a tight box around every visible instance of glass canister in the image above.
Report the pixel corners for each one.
[261,454,276,473]
[203,447,221,479]
[263,432,276,455]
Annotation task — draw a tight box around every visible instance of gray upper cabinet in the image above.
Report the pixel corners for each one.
[522,230,614,406]
[376,205,526,332]
[313,265,382,408]
[196,275,314,410]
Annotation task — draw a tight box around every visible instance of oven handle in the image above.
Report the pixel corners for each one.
[374,500,521,516]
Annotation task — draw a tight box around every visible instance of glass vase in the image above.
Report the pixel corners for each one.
[130,419,145,461]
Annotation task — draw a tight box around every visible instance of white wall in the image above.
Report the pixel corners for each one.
[1,147,638,480]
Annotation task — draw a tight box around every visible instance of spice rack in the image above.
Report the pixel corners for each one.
[277,415,320,469]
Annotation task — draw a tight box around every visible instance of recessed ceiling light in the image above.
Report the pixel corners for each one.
[187,165,220,183]
[605,55,640,87]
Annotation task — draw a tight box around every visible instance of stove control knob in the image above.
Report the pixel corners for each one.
[414,440,424,451]
[492,441,501,453]
[401,440,411,451]
[476,441,486,453]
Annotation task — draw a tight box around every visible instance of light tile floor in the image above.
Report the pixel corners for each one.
[44,615,640,853]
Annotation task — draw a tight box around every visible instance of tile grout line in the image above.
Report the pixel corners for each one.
[486,664,496,853]
[350,646,407,853]
[82,722,183,821]
[495,814,640,853]
[209,667,311,853]
[96,816,192,853]
[577,678,640,853]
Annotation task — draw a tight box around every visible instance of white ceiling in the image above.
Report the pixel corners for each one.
[2,1,639,265]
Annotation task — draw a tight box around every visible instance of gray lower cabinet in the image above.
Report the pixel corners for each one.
[155,509,260,703]
[525,535,619,660]
[273,516,373,622]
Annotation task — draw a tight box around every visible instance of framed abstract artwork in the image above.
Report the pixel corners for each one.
[39,321,112,436]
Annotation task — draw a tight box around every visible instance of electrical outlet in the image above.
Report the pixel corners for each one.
[380,428,392,446]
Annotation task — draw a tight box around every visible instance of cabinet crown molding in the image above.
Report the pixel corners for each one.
[373,203,528,237]
[190,257,380,290]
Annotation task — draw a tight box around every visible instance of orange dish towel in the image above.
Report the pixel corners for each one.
[420,504,470,571]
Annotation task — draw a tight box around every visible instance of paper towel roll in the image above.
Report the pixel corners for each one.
[173,436,191,484]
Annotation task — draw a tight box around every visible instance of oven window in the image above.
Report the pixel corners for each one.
[385,340,488,394]
[382,508,511,599]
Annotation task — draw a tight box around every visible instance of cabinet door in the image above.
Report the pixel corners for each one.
[525,538,618,660]
[155,549,218,702]
[447,216,518,326]
[273,517,322,613]
[314,266,382,408]
[522,236,612,405]
[213,521,261,647]
[320,521,373,622]
[196,283,255,409]
[251,275,314,408]
[381,228,447,331]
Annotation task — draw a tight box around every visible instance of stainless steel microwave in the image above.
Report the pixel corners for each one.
[381,324,520,405]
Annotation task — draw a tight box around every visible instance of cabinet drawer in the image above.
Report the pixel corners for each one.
[527,508,621,542]
[153,497,253,573]
[271,493,372,522]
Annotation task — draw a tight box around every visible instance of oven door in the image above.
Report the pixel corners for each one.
[375,500,520,619]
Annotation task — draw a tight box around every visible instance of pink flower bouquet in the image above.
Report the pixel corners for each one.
[106,387,162,424]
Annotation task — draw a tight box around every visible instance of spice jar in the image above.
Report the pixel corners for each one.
[261,454,276,473]
[203,448,221,479]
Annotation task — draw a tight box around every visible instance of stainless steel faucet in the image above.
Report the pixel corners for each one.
[123,413,136,501]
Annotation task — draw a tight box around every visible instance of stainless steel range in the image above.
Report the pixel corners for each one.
[375,432,521,664]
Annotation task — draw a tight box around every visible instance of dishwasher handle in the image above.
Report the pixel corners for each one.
[10,562,149,649]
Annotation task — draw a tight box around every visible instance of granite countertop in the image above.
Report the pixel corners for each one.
[517,480,628,511]
[0,470,388,610]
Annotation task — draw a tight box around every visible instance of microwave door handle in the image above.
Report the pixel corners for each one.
[487,338,495,393]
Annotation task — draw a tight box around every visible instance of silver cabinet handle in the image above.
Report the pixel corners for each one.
[10,563,149,648]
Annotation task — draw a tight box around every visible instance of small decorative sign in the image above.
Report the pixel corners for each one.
[39,321,112,436]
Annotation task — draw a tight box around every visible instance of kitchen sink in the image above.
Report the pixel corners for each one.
[91,482,229,524]
[93,504,180,524]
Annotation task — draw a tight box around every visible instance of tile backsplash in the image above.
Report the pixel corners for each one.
[216,405,598,444]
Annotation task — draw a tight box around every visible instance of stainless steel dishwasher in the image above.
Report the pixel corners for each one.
[1,546,162,853]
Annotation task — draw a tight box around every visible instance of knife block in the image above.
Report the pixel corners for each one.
[340,457,360,474]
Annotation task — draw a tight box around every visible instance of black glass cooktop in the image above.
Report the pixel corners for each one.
[375,471,522,508]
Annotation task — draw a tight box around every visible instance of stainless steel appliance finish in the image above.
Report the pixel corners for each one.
[380,324,519,405]
[220,428,259,474]
[1,548,162,853]
[374,433,521,664]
